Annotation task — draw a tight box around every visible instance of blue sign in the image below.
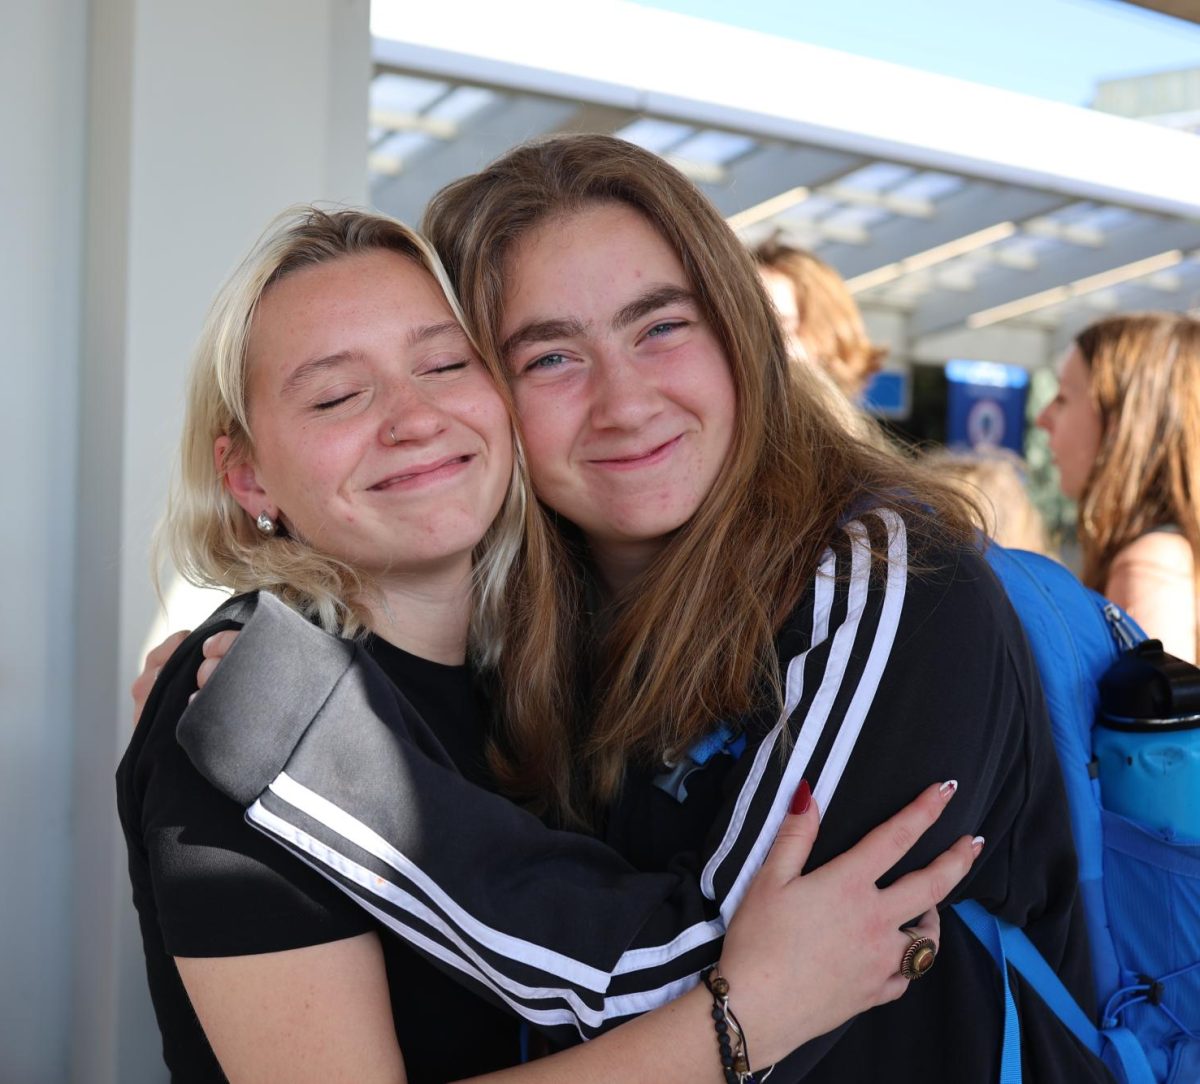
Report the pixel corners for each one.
[861,370,909,418]
[945,359,1029,453]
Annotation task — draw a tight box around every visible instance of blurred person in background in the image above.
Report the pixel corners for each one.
[1036,312,1200,663]
[753,239,887,401]
[924,447,1051,555]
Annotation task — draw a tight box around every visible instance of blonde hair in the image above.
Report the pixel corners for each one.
[1074,312,1200,598]
[753,239,887,398]
[925,448,1049,554]
[161,205,528,659]
[424,135,979,824]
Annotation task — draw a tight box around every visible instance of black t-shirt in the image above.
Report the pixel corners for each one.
[116,617,521,1083]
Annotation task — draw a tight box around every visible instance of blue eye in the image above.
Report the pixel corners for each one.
[646,321,685,339]
[525,353,568,373]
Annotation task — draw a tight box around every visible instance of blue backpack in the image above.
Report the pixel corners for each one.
[954,545,1200,1084]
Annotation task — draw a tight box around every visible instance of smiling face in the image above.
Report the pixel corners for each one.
[1035,346,1103,502]
[500,202,737,583]
[221,249,513,584]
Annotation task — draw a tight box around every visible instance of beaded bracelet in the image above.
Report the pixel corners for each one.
[700,965,774,1084]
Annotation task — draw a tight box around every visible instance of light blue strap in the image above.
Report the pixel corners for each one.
[997,920,1157,1084]
[1102,1025,1159,1084]
[955,901,1158,1084]
[994,915,1103,1056]
[954,901,1023,1084]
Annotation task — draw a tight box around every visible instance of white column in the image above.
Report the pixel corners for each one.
[0,3,89,1082]
[70,3,370,1081]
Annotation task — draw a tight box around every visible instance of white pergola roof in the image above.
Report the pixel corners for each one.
[369,0,1200,370]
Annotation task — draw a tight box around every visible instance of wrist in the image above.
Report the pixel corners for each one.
[701,964,779,1083]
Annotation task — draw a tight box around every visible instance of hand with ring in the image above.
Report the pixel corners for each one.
[900,929,937,980]
[714,779,982,1066]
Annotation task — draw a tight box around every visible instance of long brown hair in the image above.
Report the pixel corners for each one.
[1074,313,1200,600]
[425,135,978,825]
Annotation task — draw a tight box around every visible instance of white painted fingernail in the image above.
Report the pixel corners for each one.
[971,836,985,854]
[938,780,958,799]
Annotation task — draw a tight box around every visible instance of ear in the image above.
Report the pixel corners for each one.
[214,435,275,522]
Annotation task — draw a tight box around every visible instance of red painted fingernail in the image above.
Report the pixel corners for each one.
[790,779,812,815]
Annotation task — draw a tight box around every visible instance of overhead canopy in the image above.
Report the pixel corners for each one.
[369,1,1200,371]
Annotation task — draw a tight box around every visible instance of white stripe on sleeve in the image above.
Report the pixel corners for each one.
[812,510,908,812]
[247,796,708,1034]
[699,547,838,900]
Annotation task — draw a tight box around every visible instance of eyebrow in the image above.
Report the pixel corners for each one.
[610,285,696,331]
[281,351,359,396]
[500,318,587,363]
[280,322,468,395]
[408,320,467,347]
[500,285,696,363]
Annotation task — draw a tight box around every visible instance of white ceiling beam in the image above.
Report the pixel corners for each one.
[967,250,1185,328]
[369,108,458,139]
[1024,217,1107,247]
[846,222,1018,294]
[707,144,866,218]
[820,184,933,219]
[823,184,1067,279]
[370,94,577,226]
[1049,276,1200,354]
[909,220,1200,337]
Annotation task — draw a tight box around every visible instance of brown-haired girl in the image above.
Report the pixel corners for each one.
[1038,312,1200,663]
[149,138,1109,1083]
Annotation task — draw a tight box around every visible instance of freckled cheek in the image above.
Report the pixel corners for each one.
[456,387,505,422]
[483,402,516,452]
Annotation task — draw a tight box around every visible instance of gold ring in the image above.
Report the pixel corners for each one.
[900,933,936,981]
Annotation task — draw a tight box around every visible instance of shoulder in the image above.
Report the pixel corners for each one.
[116,599,376,957]
[117,596,256,811]
[842,509,1010,641]
[1106,532,1196,662]
[779,510,1007,646]
[1106,531,1195,624]
[1110,530,1194,582]
[774,512,1021,718]
[118,631,230,819]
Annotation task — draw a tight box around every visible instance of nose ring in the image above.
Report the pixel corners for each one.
[388,426,398,446]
